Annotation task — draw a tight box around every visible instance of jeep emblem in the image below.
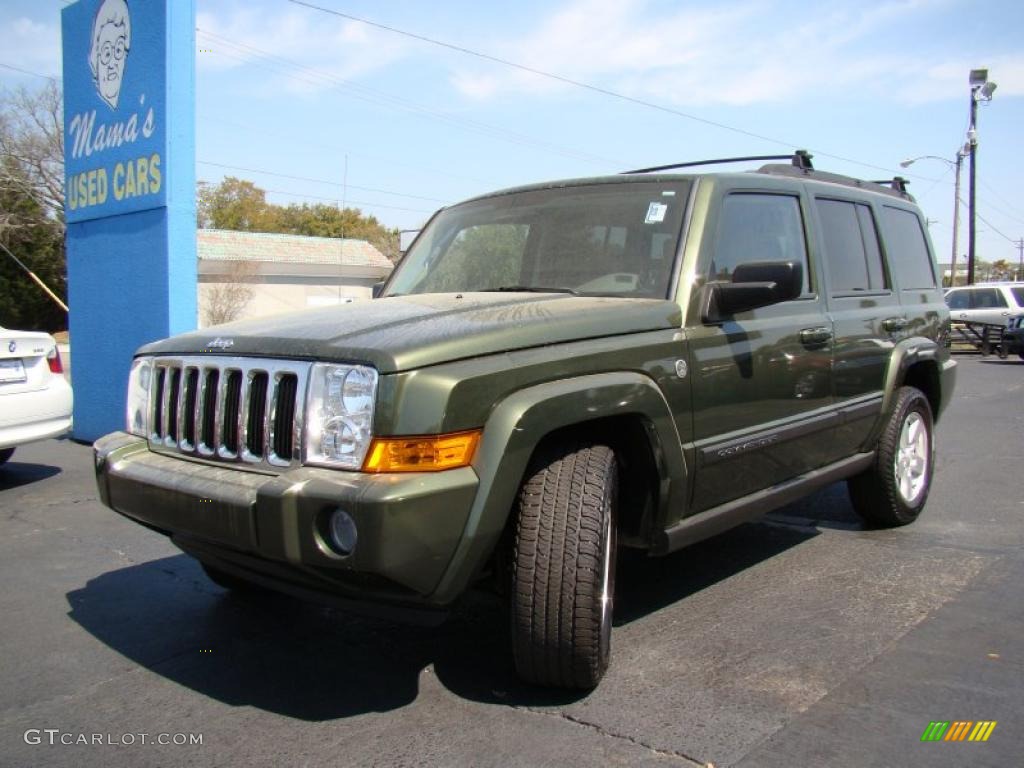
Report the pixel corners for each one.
[207,337,234,350]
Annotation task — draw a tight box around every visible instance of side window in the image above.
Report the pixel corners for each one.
[882,206,937,289]
[711,193,810,293]
[817,199,888,292]
[945,290,969,310]
[970,288,1006,309]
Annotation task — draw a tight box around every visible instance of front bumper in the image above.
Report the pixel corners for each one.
[94,432,479,619]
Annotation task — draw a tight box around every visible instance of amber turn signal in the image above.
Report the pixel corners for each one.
[362,430,481,473]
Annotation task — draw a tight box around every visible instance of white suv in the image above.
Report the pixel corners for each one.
[944,283,1024,326]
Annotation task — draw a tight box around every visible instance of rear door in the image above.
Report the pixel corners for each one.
[686,183,835,512]
[812,196,898,454]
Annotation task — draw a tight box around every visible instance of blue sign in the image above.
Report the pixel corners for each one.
[61,0,195,441]
[62,0,167,222]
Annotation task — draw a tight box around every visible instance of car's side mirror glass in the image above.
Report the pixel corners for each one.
[701,260,803,324]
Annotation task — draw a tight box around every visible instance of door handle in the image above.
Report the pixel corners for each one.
[799,327,832,345]
[883,317,908,332]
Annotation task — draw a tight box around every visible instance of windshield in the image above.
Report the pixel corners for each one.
[386,181,691,299]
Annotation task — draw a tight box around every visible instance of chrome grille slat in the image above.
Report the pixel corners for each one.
[147,356,309,470]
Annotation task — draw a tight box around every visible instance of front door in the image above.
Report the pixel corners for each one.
[686,188,834,512]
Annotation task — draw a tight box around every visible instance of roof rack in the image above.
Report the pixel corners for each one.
[871,177,911,194]
[623,150,915,201]
[758,163,914,201]
[623,150,814,175]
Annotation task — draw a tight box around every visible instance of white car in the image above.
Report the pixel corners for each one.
[944,283,1024,326]
[0,326,73,465]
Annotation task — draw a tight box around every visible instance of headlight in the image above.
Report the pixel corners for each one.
[305,363,378,469]
[126,357,152,437]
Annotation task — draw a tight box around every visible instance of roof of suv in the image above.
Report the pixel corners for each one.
[458,151,915,209]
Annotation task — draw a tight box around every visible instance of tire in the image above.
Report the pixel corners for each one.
[0,448,14,466]
[510,441,618,689]
[848,386,934,527]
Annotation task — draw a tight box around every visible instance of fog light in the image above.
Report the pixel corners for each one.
[327,508,357,556]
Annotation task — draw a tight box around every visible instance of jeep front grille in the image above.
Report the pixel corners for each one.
[148,357,309,469]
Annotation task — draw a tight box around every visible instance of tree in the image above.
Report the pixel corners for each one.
[989,259,1012,281]
[0,82,66,332]
[197,177,273,231]
[198,177,401,262]
[201,259,257,327]
[0,81,64,230]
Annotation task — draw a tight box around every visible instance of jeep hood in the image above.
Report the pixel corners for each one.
[140,293,682,373]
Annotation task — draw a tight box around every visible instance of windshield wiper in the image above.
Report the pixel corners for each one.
[482,285,579,296]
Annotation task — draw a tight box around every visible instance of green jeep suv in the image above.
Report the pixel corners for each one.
[94,152,956,689]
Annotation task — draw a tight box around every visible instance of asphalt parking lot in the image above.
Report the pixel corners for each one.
[1,355,1021,767]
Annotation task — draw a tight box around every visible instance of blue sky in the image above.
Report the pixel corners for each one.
[4,0,1024,267]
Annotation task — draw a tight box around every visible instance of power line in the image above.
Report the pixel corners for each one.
[959,195,1017,245]
[978,178,1024,226]
[228,188,440,218]
[287,0,902,175]
[197,160,450,203]
[203,113,492,186]
[0,62,60,82]
[196,29,625,169]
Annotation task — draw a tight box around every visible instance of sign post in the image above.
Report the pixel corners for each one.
[61,0,196,441]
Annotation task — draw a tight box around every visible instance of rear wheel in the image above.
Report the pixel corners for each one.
[848,386,934,527]
[0,448,14,466]
[510,441,618,689]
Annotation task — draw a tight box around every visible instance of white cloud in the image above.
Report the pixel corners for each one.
[5,17,62,79]
[447,0,999,107]
[195,5,410,95]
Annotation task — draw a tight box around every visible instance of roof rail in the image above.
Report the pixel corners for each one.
[623,150,814,175]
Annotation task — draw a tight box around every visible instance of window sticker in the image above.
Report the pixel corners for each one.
[645,202,668,224]
[662,190,676,197]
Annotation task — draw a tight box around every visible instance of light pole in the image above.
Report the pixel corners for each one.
[901,150,968,286]
[967,68,997,285]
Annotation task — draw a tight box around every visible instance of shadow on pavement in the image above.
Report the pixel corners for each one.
[66,493,831,720]
[0,460,61,490]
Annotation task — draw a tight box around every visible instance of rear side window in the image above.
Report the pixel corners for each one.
[711,193,810,293]
[882,207,937,289]
[1011,287,1024,307]
[970,288,1007,309]
[817,199,888,292]
[945,290,969,309]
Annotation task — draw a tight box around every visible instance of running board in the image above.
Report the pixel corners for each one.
[655,452,874,554]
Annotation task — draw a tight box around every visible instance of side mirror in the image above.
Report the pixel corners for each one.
[701,261,803,323]
[371,281,386,299]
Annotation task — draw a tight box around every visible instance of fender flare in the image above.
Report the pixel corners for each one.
[863,336,941,449]
[430,371,688,603]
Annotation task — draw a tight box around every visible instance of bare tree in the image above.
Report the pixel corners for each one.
[202,259,257,327]
[0,81,65,239]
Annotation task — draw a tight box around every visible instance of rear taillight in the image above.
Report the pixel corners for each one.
[47,347,63,374]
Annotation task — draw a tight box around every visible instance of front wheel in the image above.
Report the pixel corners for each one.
[510,441,618,689]
[848,386,934,527]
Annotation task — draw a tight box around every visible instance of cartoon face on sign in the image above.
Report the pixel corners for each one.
[89,0,132,110]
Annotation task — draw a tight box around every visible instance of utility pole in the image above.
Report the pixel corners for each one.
[1017,238,1023,281]
[967,68,997,286]
[950,150,964,286]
